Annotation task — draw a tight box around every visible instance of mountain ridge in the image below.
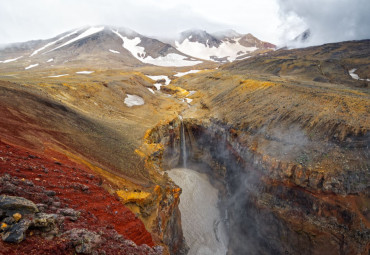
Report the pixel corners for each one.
[0,25,275,69]
[174,28,276,62]
[0,26,204,69]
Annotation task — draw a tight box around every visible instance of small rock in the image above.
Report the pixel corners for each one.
[24,180,34,186]
[49,206,57,212]
[52,201,61,207]
[45,190,56,197]
[58,208,80,217]
[1,174,11,181]
[71,183,89,192]
[2,217,15,225]
[81,185,89,192]
[66,216,78,222]
[36,203,48,212]
[13,213,22,222]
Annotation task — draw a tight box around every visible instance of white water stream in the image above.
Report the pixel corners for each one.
[181,122,187,168]
[167,168,228,255]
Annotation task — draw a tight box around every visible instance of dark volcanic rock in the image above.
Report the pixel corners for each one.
[2,219,31,243]
[0,195,38,216]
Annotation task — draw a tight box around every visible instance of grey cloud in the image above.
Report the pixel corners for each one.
[1,0,368,46]
[0,0,225,44]
[277,0,370,46]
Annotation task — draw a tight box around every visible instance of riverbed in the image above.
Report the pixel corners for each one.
[167,168,228,255]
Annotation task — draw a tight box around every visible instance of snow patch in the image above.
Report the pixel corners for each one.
[0,56,23,63]
[144,53,202,67]
[124,94,144,107]
[174,70,201,77]
[188,90,197,96]
[146,75,171,85]
[112,30,202,67]
[109,49,120,54]
[46,58,54,63]
[349,68,370,81]
[146,75,171,90]
[112,30,145,57]
[176,37,258,62]
[47,27,104,53]
[48,74,69,78]
[237,55,252,60]
[147,88,155,94]
[349,68,360,80]
[154,84,162,90]
[25,63,39,70]
[185,98,193,103]
[76,71,94,74]
[30,30,79,56]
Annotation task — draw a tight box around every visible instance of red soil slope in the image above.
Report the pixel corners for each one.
[0,139,158,254]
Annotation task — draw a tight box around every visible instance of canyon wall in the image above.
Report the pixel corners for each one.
[145,117,369,254]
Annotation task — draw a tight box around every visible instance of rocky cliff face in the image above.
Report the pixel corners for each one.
[143,117,369,254]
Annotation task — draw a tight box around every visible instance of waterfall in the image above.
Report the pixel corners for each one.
[180,117,187,168]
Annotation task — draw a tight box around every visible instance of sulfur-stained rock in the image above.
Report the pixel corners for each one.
[32,213,57,229]
[32,213,60,239]
[13,212,22,222]
[1,219,31,243]
[0,222,8,232]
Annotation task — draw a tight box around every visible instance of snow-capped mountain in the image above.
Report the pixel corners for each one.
[175,29,276,62]
[0,26,276,70]
[0,26,202,70]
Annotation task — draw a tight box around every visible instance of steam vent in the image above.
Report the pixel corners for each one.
[0,7,369,255]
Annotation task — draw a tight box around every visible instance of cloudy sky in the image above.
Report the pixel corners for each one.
[0,0,369,46]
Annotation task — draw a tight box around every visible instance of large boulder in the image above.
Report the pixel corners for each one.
[0,195,38,216]
[1,219,31,243]
[64,228,102,254]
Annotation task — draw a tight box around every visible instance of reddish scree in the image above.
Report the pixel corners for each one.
[0,140,155,254]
